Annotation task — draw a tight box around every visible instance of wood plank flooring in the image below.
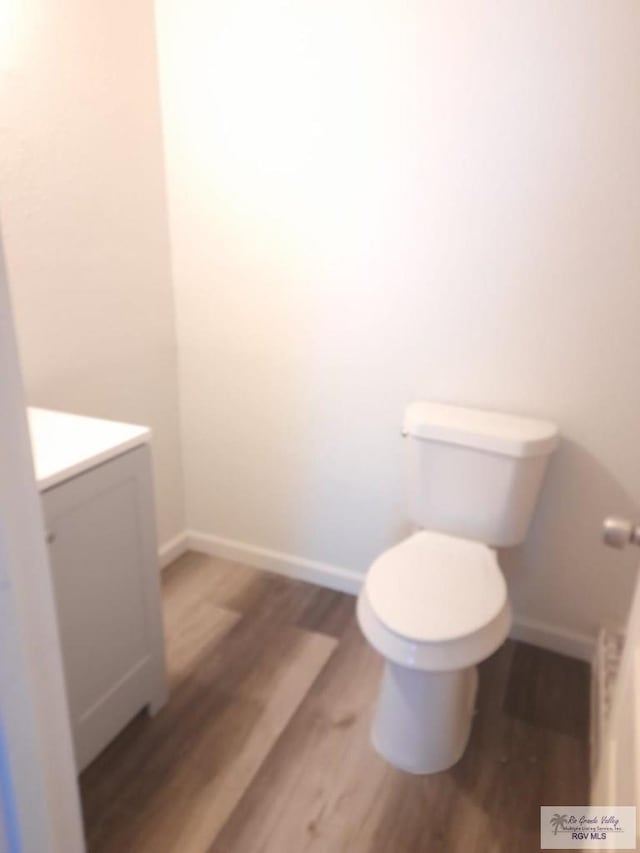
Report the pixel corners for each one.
[80,551,590,853]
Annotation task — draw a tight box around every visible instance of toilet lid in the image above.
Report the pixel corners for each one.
[365,531,507,643]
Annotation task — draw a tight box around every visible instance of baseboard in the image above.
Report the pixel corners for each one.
[185,530,364,595]
[510,614,595,662]
[181,529,595,661]
[158,532,189,570]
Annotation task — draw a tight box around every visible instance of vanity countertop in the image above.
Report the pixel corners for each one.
[28,407,150,492]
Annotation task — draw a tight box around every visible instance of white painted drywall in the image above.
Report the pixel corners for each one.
[0,0,184,545]
[156,0,640,643]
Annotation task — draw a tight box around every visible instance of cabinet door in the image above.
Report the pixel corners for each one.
[43,446,167,771]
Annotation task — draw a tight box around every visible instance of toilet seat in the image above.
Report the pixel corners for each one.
[366,531,506,642]
[357,531,512,671]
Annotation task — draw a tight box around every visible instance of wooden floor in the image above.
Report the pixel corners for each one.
[81,552,590,853]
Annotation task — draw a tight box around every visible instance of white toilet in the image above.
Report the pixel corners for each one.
[357,401,559,774]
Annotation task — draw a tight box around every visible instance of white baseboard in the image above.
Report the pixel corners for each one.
[158,532,189,570]
[175,528,595,662]
[185,530,363,595]
[510,614,594,662]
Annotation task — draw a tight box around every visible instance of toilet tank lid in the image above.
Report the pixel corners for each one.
[403,401,559,459]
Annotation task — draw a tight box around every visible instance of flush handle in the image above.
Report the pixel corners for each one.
[603,517,640,549]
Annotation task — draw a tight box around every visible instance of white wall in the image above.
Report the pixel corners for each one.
[0,0,184,546]
[157,0,640,649]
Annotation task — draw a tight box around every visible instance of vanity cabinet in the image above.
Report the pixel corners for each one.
[31,410,168,772]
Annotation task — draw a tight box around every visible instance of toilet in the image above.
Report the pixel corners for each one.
[357,401,559,774]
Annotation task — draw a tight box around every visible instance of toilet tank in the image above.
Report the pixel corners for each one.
[403,402,559,547]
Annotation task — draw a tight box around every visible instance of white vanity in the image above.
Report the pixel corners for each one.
[28,408,168,772]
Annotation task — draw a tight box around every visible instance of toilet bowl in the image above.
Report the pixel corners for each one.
[357,401,559,774]
[357,530,511,773]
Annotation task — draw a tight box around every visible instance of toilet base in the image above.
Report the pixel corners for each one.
[371,661,478,774]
